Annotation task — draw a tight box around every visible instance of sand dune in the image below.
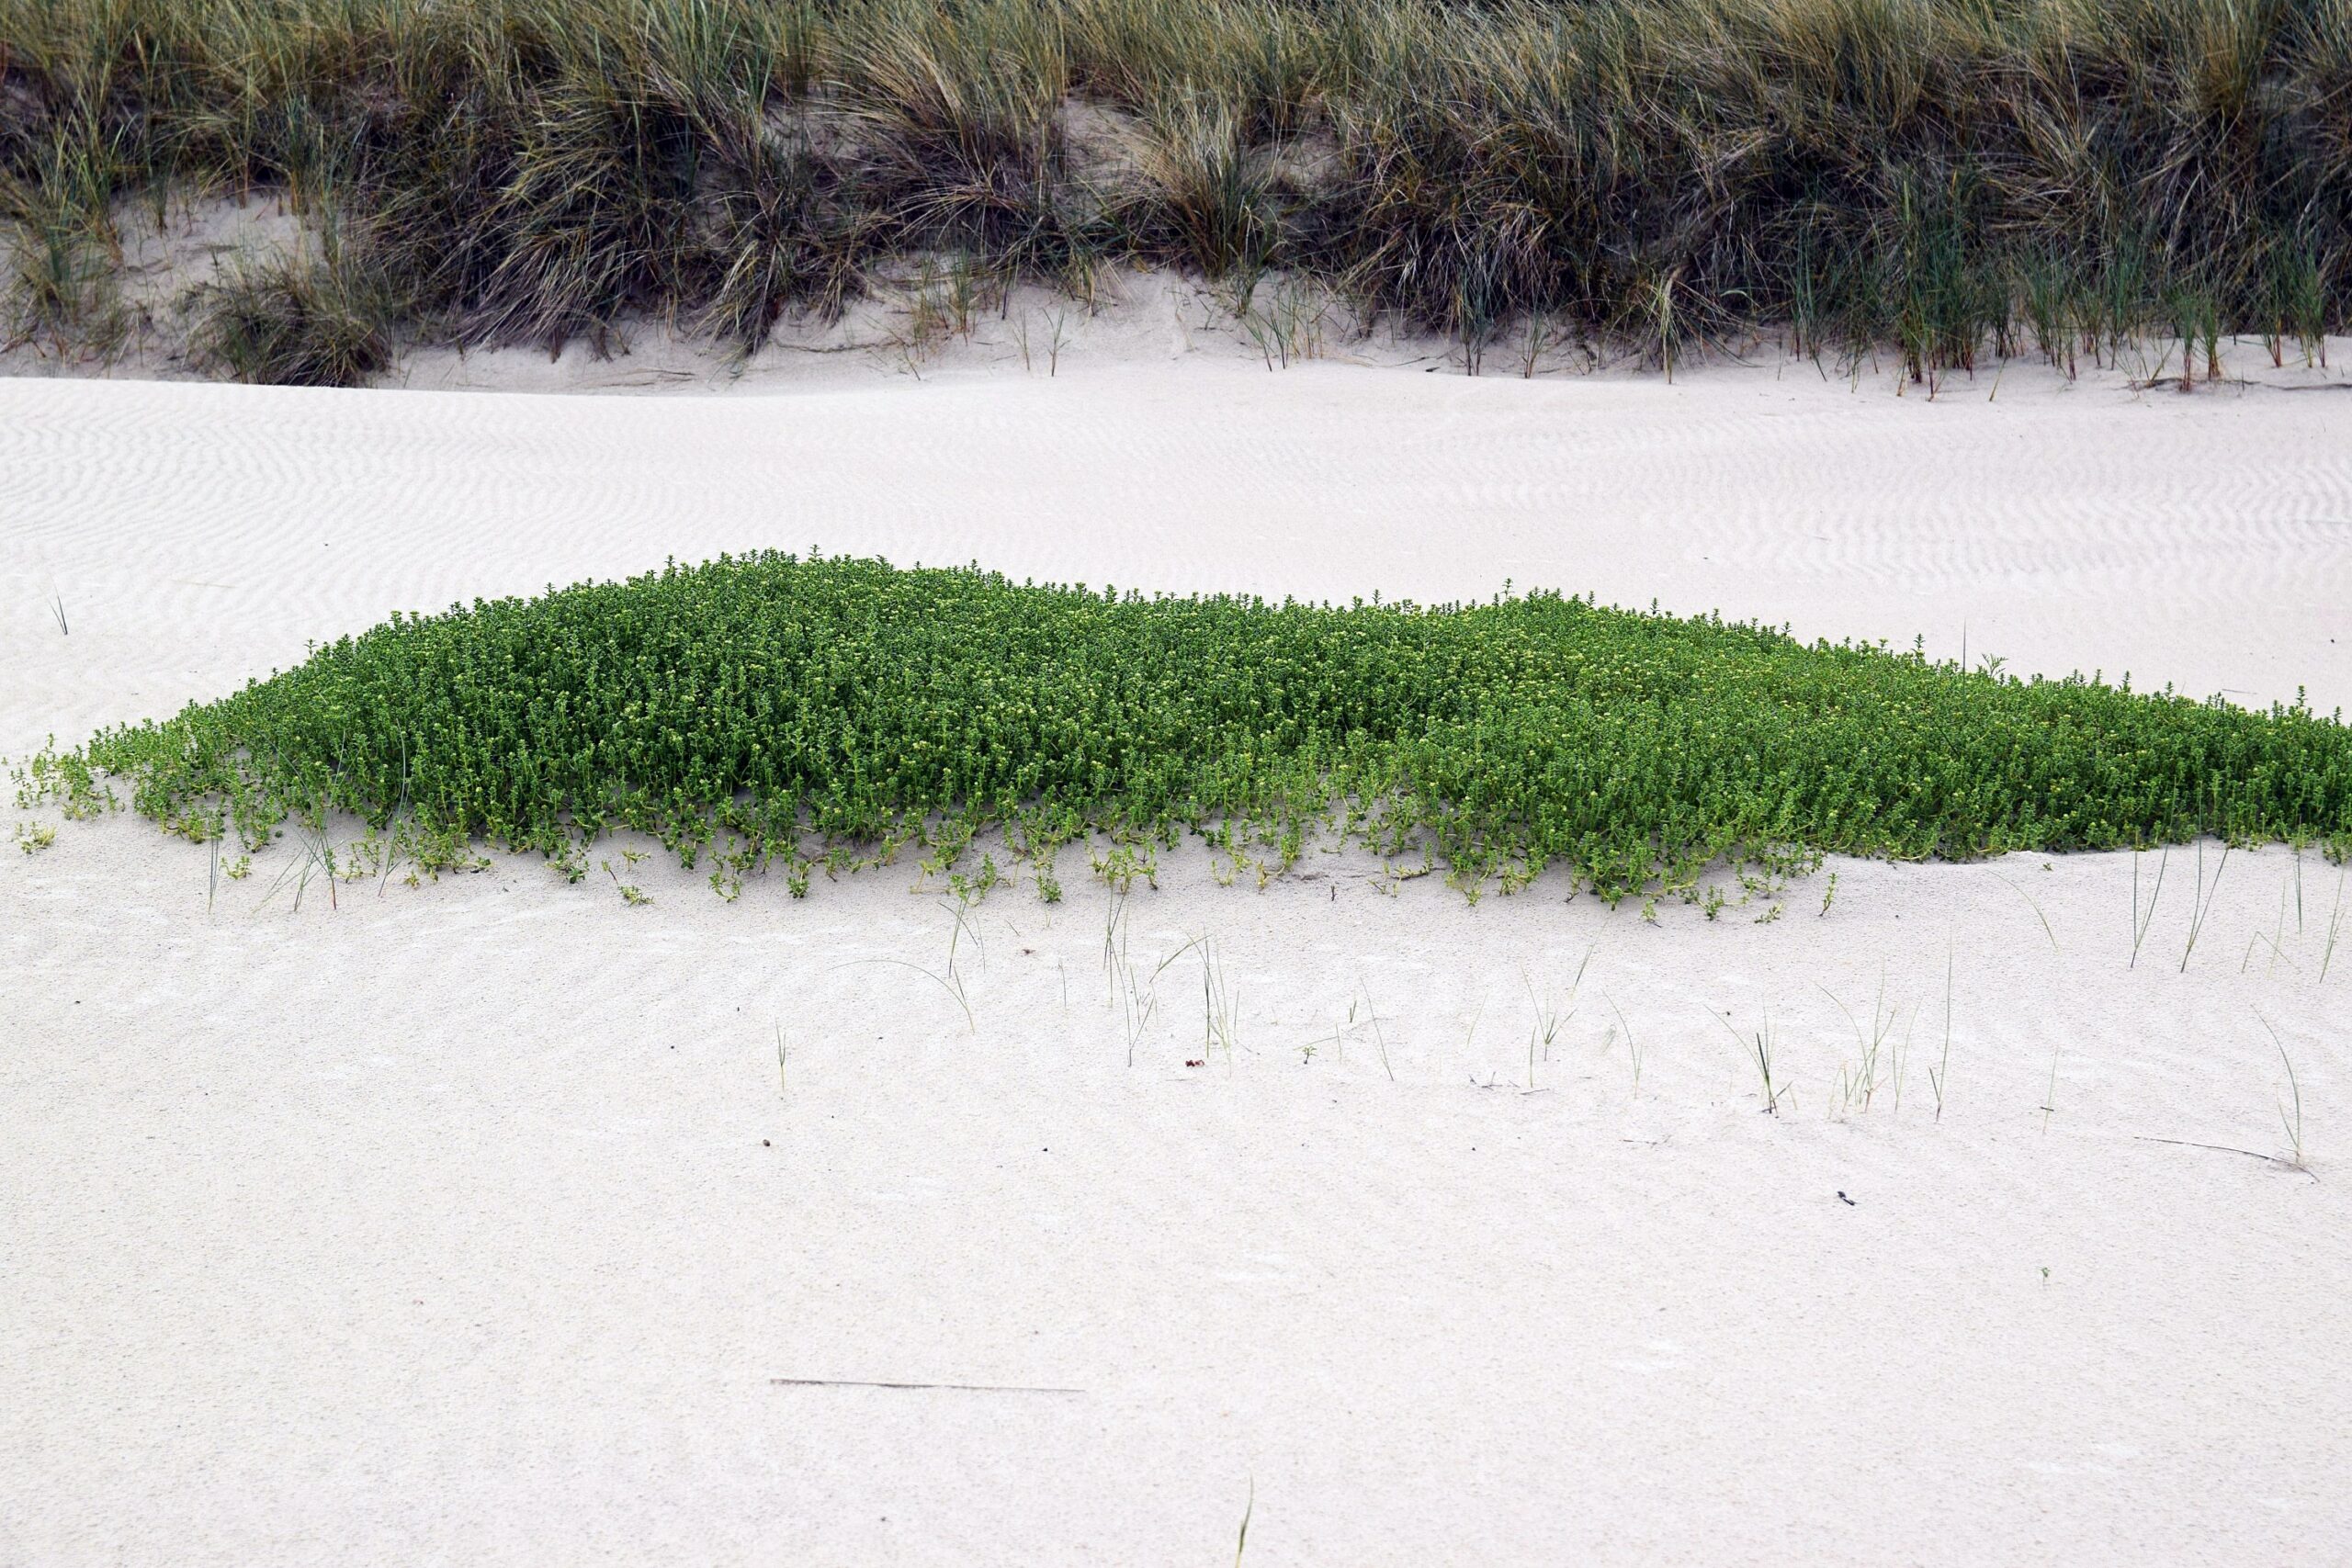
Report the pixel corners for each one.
[4,355,2349,1564]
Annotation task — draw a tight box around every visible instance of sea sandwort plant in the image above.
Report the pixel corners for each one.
[601,851,650,906]
[28,555,2352,912]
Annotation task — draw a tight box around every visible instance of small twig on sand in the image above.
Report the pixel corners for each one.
[770,1377,1082,1393]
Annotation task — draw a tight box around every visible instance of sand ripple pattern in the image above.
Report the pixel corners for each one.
[6,364,2351,759]
[4,364,2350,1564]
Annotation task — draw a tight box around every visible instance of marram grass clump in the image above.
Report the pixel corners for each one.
[5,0,2348,378]
[25,553,2352,905]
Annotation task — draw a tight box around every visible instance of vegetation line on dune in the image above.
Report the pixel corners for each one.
[3,0,2347,384]
[18,552,2352,908]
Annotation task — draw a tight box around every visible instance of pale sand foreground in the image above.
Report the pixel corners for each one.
[4,358,2350,1565]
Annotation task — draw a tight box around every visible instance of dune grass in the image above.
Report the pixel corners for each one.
[23,552,2352,905]
[187,248,395,386]
[3,0,2347,380]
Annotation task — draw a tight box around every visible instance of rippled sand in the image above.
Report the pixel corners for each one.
[5,350,2348,1565]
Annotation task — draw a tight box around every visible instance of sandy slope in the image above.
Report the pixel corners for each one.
[3,355,2350,1566]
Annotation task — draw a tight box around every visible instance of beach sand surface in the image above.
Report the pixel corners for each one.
[4,353,2349,1565]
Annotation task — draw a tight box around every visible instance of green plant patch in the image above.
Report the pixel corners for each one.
[24,553,2352,904]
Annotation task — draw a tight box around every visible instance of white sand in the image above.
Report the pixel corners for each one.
[4,350,2350,1564]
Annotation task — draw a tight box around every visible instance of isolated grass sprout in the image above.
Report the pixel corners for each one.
[2323,867,2347,985]
[25,554,2352,905]
[2279,1049,2307,1171]
[1711,1005,1787,1115]
[1523,946,1592,1089]
[1930,951,1955,1123]
[1606,992,1641,1096]
[2181,842,2233,973]
[2260,1017,2306,1170]
[1824,967,1899,1117]
[1361,980,1395,1083]
[1994,870,2061,953]
[1201,938,1240,1062]
[2130,847,2167,969]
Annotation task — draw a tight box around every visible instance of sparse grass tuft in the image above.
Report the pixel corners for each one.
[2130,847,2167,968]
[2323,865,2347,984]
[2180,841,2233,973]
[1929,950,1955,1122]
[1606,991,1641,1096]
[190,252,394,388]
[1118,91,1281,281]
[1711,1005,1788,1116]
[2262,1017,2306,1170]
